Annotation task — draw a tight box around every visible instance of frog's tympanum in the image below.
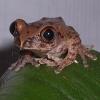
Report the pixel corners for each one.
[9,17,97,73]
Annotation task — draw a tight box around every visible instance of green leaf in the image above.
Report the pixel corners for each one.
[0,51,100,100]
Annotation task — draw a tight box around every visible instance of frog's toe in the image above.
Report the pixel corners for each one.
[14,66,22,72]
[93,56,97,60]
[74,60,79,64]
[84,64,89,68]
[54,69,61,74]
[35,64,40,68]
[54,66,63,74]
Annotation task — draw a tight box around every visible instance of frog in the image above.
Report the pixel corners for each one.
[9,17,97,73]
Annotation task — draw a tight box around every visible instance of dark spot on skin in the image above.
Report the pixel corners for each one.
[58,32,64,38]
[72,46,75,50]
[40,43,45,48]
[51,43,55,47]
[72,43,77,47]
[69,52,76,56]
[72,34,79,40]
[27,31,29,34]
[68,34,73,39]
[67,57,74,61]
[66,31,75,39]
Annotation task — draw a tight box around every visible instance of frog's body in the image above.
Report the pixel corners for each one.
[9,17,97,73]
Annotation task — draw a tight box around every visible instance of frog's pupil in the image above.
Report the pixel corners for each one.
[43,29,54,41]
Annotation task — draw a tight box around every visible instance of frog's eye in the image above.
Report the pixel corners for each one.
[41,29,55,42]
[9,21,19,37]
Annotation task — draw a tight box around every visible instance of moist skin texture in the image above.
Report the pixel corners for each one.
[9,17,97,73]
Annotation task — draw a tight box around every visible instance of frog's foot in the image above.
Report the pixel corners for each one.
[54,69,61,74]
[54,64,66,74]
[81,45,97,60]
[53,61,66,74]
[85,51,97,61]
[54,56,77,74]
[74,60,79,64]
[83,60,89,68]
[9,55,35,71]
[35,64,40,68]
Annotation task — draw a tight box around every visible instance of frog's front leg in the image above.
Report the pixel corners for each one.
[47,41,67,63]
[9,55,36,71]
[34,57,57,67]
[55,38,79,73]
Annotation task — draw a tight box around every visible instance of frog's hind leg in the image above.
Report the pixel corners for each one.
[78,45,97,67]
[9,55,35,71]
[78,48,88,67]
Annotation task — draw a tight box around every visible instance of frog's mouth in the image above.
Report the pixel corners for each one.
[20,49,46,58]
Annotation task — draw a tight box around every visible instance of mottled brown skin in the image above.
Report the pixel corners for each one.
[9,17,97,73]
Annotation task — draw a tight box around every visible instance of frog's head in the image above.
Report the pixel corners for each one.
[9,17,65,54]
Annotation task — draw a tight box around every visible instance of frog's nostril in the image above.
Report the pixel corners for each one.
[9,21,19,37]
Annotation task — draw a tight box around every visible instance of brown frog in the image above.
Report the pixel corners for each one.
[9,17,97,73]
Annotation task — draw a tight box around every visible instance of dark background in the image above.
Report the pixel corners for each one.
[0,45,20,77]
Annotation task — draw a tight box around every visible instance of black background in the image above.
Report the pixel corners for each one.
[0,45,19,77]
